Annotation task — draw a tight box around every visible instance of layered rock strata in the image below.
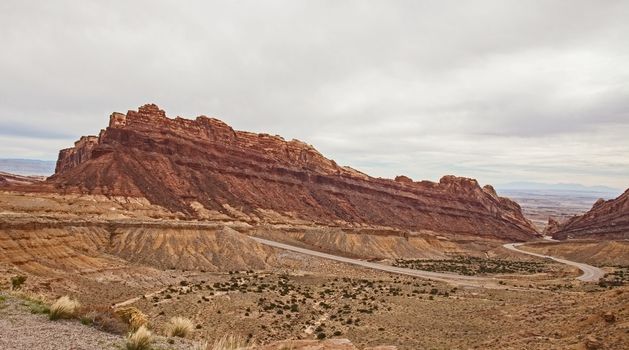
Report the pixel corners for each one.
[548,189,629,239]
[47,104,537,241]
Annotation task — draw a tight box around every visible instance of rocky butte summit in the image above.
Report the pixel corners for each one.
[43,104,537,241]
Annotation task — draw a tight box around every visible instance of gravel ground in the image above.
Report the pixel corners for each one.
[0,293,194,350]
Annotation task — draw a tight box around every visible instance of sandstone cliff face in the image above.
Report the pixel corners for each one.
[55,136,99,173]
[48,104,537,241]
[549,189,629,239]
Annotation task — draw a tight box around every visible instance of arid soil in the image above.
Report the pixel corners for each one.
[1,189,627,349]
[3,249,627,350]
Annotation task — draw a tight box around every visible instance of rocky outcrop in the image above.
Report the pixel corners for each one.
[549,189,629,239]
[55,136,99,173]
[45,104,537,241]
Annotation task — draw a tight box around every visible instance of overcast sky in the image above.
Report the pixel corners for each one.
[1,1,628,188]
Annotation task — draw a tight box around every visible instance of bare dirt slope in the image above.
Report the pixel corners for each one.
[520,240,629,266]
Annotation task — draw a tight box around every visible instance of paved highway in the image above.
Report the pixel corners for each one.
[251,237,497,287]
[502,243,604,282]
[251,236,605,284]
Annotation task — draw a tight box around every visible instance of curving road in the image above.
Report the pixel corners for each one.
[251,236,604,284]
[251,237,497,287]
[502,243,604,282]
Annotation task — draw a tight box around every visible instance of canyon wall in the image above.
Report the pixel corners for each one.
[548,189,629,240]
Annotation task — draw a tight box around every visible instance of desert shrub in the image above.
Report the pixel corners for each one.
[115,307,148,331]
[81,305,128,334]
[125,325,153,350]
[211,334,256,350]
[167,316,194,338]
[11,275,27,290]
[49,296,80,320]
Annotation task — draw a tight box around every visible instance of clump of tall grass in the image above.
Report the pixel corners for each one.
[125,325,153,350]
[167,316,194,338]
[49,295,80,320]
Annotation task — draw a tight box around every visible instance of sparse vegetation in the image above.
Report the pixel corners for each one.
[125,325,153,350]
[49,296,80,320]
[393,256,551,275]
[167,316,194,338]
[14,291,50,315]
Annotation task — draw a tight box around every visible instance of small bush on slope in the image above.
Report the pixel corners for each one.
[49,295,80,320]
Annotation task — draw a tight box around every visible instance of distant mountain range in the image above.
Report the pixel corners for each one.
[0,159,56,176]
[495,181,622,196]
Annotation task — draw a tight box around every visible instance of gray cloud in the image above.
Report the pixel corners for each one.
[1,0,628,188]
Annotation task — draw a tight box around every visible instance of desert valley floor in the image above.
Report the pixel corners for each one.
[0,190,627,350]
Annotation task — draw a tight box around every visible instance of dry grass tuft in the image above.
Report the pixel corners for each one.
[167,316,194,338]
[49,295,80,320]
[115,307,148,331]
[211,334,256,350]
[125,325,153,350]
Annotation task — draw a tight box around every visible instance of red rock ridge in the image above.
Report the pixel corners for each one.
[48,104,538,241]
[549,188,629,240]
[55,136,99,173]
